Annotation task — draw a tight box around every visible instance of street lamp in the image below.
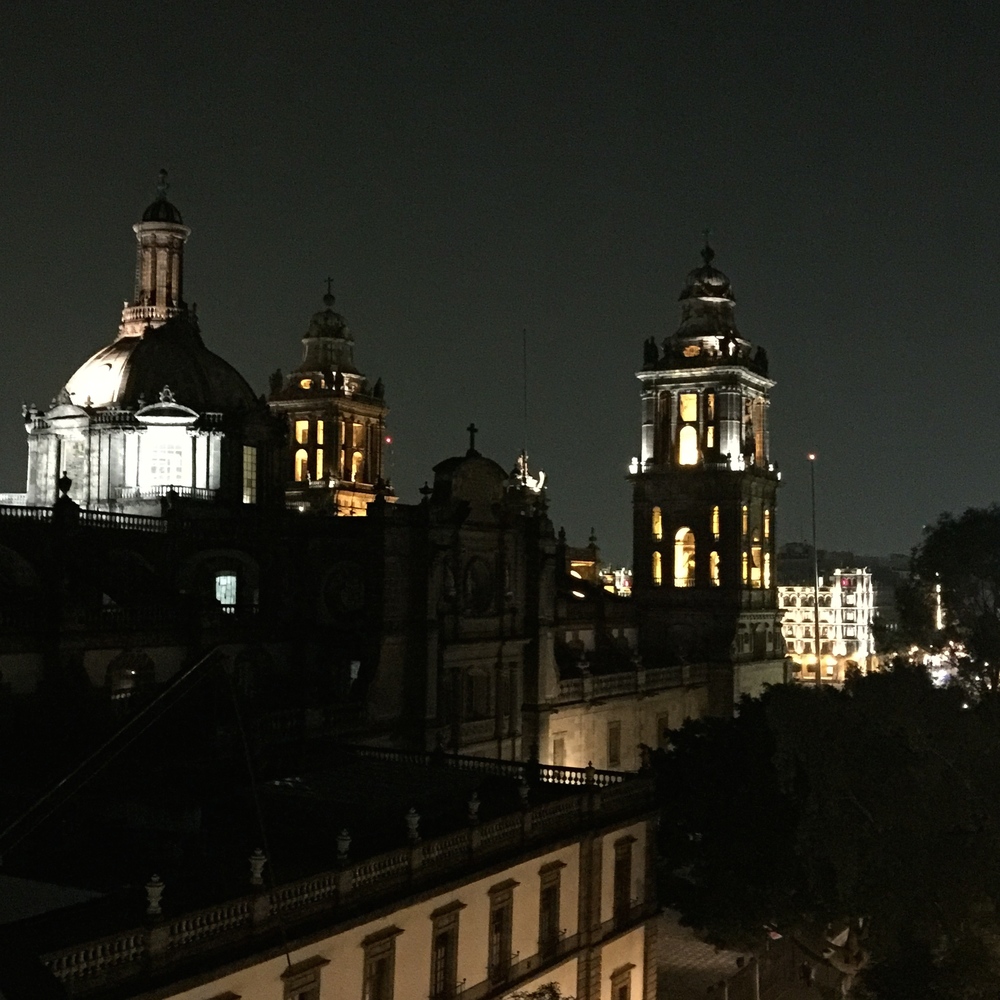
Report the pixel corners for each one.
[809,454,821,686]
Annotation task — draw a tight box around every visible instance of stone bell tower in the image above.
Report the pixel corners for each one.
[631,243,786,706]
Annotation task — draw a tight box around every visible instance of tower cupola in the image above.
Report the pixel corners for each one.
[121,169,191,338]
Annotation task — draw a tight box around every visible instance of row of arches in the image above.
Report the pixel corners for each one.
[651,528,720,588]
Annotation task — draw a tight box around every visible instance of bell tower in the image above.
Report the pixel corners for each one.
[631,243,785,700]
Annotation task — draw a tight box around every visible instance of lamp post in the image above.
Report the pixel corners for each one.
[809,454,821,686]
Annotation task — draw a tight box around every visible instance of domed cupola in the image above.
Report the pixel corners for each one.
[674,242,740,340]
[297,284,359,376]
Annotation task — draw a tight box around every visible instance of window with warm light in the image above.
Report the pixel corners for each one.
[706,392,715,420]
[299,378,312,390]
[764,551,771,589]
[742,551,749,584]
[764,508,771,538]
[710,550,720,586]
[674,528,695,587]
[242,445,257,504]
[712,505,720,539]
[706,425,714,449]
[679,393,697,422]
[742,504,748,535]
[294,420,309,445]
[294,448,309,482]
[652,550,662,587]
[214,572,237,611]
[651,506,662,540]
[316,420,324,445]
[678,425,698,465]
[751,531,762,588]
[351,449,364,483]
[315,449,324,479]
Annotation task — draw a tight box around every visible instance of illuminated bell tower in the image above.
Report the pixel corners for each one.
[631,243,784,693]
[268,282,393,515]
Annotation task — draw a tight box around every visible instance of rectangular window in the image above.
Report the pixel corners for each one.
[362,927,402,1000]
[613,837,635,928]
[679,393,697,422]
[429,902,464,1000]
[552,735,566,767]
[214,572,237,612]
[294,420,310,445]
[149,443,184,487]
[712,505,720,539]
[488,880,518,985]
[741,504,749,535]
[706,392,715,420]
[705,425,714,449]
[315,448,324,479]
[610,964,635,1000]
[281,956,328,1000]
[538,861,565,960]
[607,721,622,769]
[242,445,257,504]
[316,419,324,445]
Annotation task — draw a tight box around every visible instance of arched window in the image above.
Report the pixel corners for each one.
[751,530,762,588]
[294,448,309,482]
[764,551,771,589]
[710,550,720,586]
[741,504,749,535]
[651,506,662,540]
[678,425,698,466]
[764,508,771,539]
[712,505,720,539]
[652,551,662,587]
[742,550,749,584]
[674,528,695,587]
[351,450,364,483]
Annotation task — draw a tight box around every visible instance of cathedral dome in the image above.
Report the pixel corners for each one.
[64,316,258,413]
[141,196,184,225]
[678,244,734,302]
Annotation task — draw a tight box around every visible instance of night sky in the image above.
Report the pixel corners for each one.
[1,1,998,565]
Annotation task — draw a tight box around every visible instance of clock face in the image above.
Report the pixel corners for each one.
[323,561,366,615]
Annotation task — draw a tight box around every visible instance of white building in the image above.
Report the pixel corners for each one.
[21,173,279,515]
[778,568,877,682]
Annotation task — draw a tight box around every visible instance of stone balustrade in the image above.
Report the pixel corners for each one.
[556,662,709,704]
[42,775,654,996]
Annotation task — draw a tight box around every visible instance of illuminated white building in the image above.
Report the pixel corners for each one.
[778,567,877,681]
[22,174,279,514]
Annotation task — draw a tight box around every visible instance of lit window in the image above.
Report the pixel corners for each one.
[742,550,748,583]
[712,505,720,539]
[674,528,695,587]
[678,425,698,465]
[679,393,697,422]
[215,572,237,611]
[742,504,748,535]
[706,425,714,449]
[651,506,662,540]
[299,378,313,390]
[710,550,720,586]
[764,551,771,589]
[316,419,324,445]
[652,551,662,587]
[315,448,324,479]
[706,393,715,420]
[764,508,771,539]
[751,531,762,588]
[148,443,184,487]
[295,420,309,445]
[242,445,257,504]
[682,344,700,358]
[294,448,309,482]
[351,450,364,483]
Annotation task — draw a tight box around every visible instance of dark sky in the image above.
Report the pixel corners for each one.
[1,1,997,565]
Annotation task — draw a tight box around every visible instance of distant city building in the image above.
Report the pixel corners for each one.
[778,567,878,682]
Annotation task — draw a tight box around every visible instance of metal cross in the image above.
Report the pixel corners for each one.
[467,422,479,451]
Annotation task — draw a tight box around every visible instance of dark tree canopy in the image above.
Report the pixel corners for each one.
[908,505,1000,698]
[656,668,1000,998]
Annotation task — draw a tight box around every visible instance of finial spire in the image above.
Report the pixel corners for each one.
[701,229,715,266]
[467,422,479,454]
[156,168,169,200]
[323,276,335,308]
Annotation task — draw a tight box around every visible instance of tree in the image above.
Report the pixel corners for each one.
[909,505,1000,700]
[655,668,1000,998]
